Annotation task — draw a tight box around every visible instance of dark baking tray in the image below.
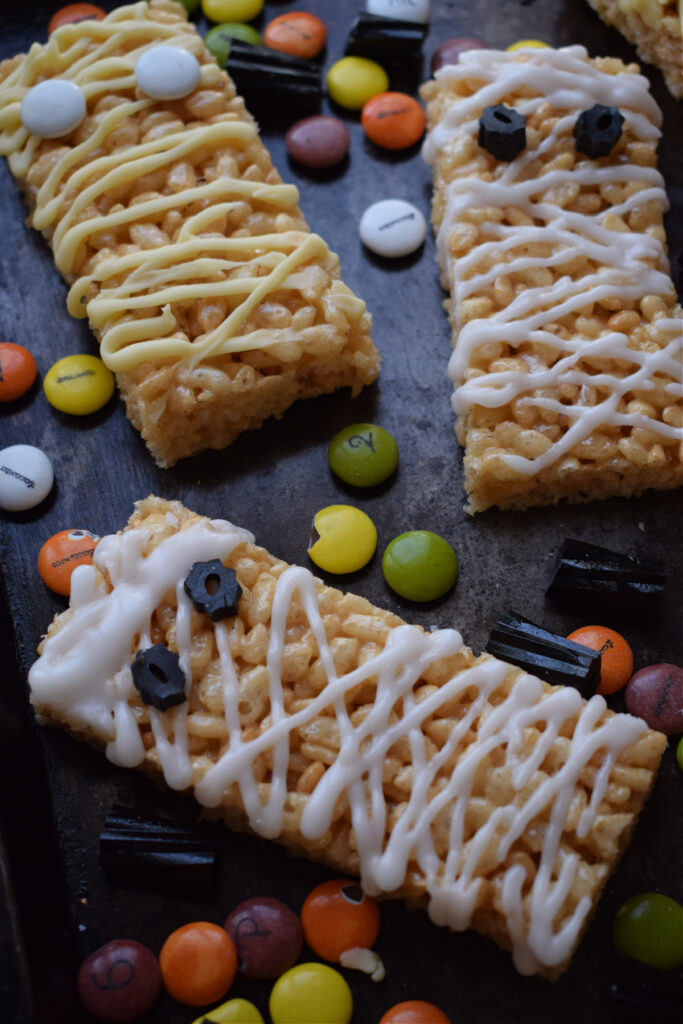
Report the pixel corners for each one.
[1,2,681,1021]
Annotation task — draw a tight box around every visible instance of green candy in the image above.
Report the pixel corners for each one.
[328,423,398,487]
[382,531,458,602]
[677,737,683,774]
[205,22,263,67]
[612,892,683,970]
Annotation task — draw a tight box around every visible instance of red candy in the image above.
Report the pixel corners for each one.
[380,1002,452,1024]
[224,896,303,979]
[264,12,327,59]
[0,342,37,402]
[49,3,106,33]
[301,879,380,962]
[285,115,350,169]
[361,92,425,150]
[431,37,486,74]
[77,939,161,1022]
[625,664,683,735]
[159,921,237,1006]
[38,528,99,596]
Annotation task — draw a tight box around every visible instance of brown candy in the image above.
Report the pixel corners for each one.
[625,663,683,735]
[77,939,161,1022]
[285,115,350,168]
[224,896,303,979]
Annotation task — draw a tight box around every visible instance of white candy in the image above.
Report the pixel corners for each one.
[0,445,54,512]
[135,45,201,100]
[20,80,86,139]
[366,0,430,23]
[359,198,426,258]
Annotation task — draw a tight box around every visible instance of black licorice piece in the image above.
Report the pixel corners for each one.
[184,559,242,621]
[573,103,624,158]
[99,805,218,887]
[345,13,426,65]
[478,104,526,161]
[485,611,602,697]
[226,41,322,104]
[546,538,665,611]
[130,644,186,711]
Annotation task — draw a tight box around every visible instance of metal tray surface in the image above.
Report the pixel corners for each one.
[1,2,682,1022]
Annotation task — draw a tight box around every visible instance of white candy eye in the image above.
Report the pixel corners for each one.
[20,79,87,139]
[135,45,201,101]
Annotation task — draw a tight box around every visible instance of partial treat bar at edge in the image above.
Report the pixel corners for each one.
[421,46,683,513]
[28,496,667,979]
[0,1,380,466]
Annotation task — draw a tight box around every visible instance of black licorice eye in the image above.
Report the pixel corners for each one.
[573,104,624,158]
[131,644,186,711]
[184,559,242,621]
[478,104,526,161]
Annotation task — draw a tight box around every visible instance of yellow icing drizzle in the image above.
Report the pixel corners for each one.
[0,1,365,373]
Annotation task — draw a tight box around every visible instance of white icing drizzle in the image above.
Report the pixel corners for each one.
[422,47,683,476]
[29,519,648,975]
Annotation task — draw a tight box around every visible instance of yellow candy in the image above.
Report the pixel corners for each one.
[326,57,389,110]
[192,998,264,1023]
[506,39,552,51]
[43,354,115,415]
[308,505,377,574]
[269,963,353,1024]
[201,0,263,23]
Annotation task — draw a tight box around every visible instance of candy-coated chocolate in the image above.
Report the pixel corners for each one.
[192,998,264,1024]
[269,963,353,1024]
[308,505,377,574]
[379,1002,452,1024]
[20,79,86,139]
[264,12,327,59]
[0,444,54,512]
[43,354,114,415]
[48,3,105,34]
[367,0,430,23]
[77,939,161,1022]
[677,737,683,773]
[285,116,350,168]
[359,198,426,258]
[328,423,398,486]
[506,39,552,51]
[431,37,485,73]
[38,529,99,596]
[326,56,389,110]
[625,663,683,735]
[202,0,264,23]
[613,893,683,970]
[382,531,458,602]
[159,922,237,1006]
[224,896,303,979]
[566,625,633,696]
[205,22,263,67]
[0,342,37,402]
[301,879,380,962]
[361,91,425,149]
[135,45,201,100]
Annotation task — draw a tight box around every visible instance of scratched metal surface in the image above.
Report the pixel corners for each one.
[0,1,682,1021]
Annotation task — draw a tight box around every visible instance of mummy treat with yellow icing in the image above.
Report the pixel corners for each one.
[584,0,682,100]
[29,496,667,978]
[421,45,683,514]
[0,1,379,467]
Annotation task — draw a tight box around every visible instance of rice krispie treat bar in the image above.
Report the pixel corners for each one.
[0,1,379,466]
[585,0,683,99]
[29,496,667,978]
[421,46,683,513]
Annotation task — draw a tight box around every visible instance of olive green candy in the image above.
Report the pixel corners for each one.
[612,892,683,970]
[382,531,458,602]
[205,22,263,67]
[328,423,398,487]
[677,737,683,774]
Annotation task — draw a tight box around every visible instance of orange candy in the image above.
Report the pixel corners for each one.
[48,4,106,33]
[38,529,100,596]
[159,922,237,1007]
[379,1002,452,1024]
[361,92,426,150]
[0,343,37,403]
[566,625,634,695]
[264,12,327,59]
[301,879,380,962]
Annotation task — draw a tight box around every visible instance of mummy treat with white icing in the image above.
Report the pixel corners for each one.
[421,45,683,513]
[0,1,379,467]
[29,496,667,979]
